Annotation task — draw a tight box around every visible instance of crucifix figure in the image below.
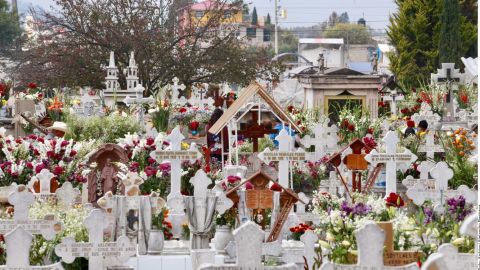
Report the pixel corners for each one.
[431,63,463,119]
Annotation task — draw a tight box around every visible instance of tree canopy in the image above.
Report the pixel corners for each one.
[323,23,373,44]
[11,0,280,92]
[0,0,21,51]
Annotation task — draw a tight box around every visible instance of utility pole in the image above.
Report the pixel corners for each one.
[274,0,279,55]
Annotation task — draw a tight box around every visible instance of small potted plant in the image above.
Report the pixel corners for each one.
[148,207,170,255]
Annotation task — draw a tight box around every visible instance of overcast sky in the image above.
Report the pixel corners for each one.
[18,0,397,31]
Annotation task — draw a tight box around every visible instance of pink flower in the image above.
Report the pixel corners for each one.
[60,141,69,147]
[69,150,77,157]
[26,162,33,169]
[148,157,156,164]
[227,175,241,184]
[35,164,46,174]
[270,182,282,192]
[146,137,155,146]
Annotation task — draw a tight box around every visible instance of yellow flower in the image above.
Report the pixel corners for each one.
[1,100,6,106]
[452,238,465,246]
[318,240,331,249]
[181,142,189,150]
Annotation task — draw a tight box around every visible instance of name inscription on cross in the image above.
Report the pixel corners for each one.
[258,129,306,188]
[0,185,63,240]
[364,131,417,196]
[55,209,136,270]
[406,161,477,213]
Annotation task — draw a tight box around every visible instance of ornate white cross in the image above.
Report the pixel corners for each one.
[124,84,155,130]
[301,120,328,161]
[402,160,436,190]
[418,132,444,159]
[171,77,186,103]
[364,131,418,195]
[55,209,136,269]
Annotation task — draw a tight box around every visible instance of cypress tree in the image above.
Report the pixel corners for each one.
[439,0,462,64]
[265,13,271,25]
[251,7,258,26]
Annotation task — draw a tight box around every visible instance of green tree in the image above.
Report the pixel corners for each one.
[328,11,339,27]
[251,6,258,25]
[387,0,477,86]
[0,0,21,51]
[323,23,372,44]
[265,13,271,25]
[339,12,349,23]
[439,0,462,64]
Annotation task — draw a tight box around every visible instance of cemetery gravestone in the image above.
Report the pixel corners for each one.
[401,161,436,190]
[171,77,186,103]
[364,131,417,195]
[320,222,419,270]
[412,103,441,130]
[300,230,318,270]
[302,120,328,160]
[418,132,444,159]
[55,209,136,270]
[124,84,155,130]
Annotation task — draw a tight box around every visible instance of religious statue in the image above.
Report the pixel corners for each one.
[100,158,118,194]
[371,52,378,74]
[318,53,325,72]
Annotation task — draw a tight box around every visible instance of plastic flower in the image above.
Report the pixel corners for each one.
[385,192,404,208]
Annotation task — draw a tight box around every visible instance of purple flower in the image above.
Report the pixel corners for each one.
[353,202,371,216]
[341,201,354,216]
[423,207,433,224]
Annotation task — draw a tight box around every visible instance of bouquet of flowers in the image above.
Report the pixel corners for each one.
[289,223,313,241]
[152,207,173,240]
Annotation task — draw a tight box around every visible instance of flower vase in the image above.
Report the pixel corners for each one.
[213,226,233,252]
[147,229,165,255]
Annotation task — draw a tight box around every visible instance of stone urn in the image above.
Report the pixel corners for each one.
[214,226,233,252]
[147,229,165,255]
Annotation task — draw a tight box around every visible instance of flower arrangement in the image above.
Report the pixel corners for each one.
[47,97,64,122]
[215,208,237,229]
[337,105,381,145]
[439,128,477,188]
[286,106,320,136]
[152,207,173,240]
[455,85,477,111]
[223,91,237,100]
[0,81,11,110]
[289,223,313,241]
[189,121,200,136]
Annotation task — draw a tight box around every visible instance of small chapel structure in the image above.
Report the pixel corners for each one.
[297,67,382,121]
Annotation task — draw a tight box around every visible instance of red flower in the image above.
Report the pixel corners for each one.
[53,166,64,175]
[69,150,77,157]
[189,121,199,131]
[26,162,33,169]
[287,105,295,113]
[367,128,374,134]
[146,137,155,146]
[245,181,254,190]
[227,175,241,184]
[60,141,69,147]
[0,84,6,95]
[341,119,349,128]
[28,82,37,89]
[378,101,385,107]
[270,182,282,192]
[460,93,469,104]
[347,124,355,132]
[385,192,404,207]
[179,107,187,113]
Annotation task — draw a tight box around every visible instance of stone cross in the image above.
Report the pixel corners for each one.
[406,162,477,211]
[431,63,464,118]
[325,124,339,154]
[258,129,306,187]
[123,84,155,130]
[412,103,441,130]
[364,131,418,195]
[294,192,309,215]
[422,212,478,270]
[171,77,186,103]
[55,182,80,208]
[401,161,436,190]
[55,209,136,270]
[3,226,63,269]
[74,92,104,117]
[320,171,343,196]
[0,185,63,240]
[301,120,328,161]
[199,221,297,270]
[320,222,419,270]
[150,126,202,213]
[301,230,318,270]
[418,132,444,159]
[382,88,404,115]
[381,119,391,136]
[28,168,55,195]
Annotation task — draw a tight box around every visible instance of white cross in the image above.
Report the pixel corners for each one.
[302,120,328,160]
[294,192,309,215]
[0,185,63,240]
[150,126,202,213]
[412,103,441,130]
[55,182,80,208]
[364,131,418,195]
[55,209,136,270]
[418,132,444,159]
[320,222,419,270]
[401,161,436,190]
[124,84,155,130]
[4,226,63,269]
[258,129,306,187]
[171,77,186,103]
[28,168,55,195]
[382,88,404,115]
[406,162,477,212]
[301,230,318,270]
